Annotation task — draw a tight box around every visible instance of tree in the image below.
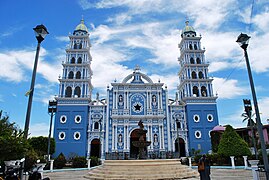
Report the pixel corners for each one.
[28,136,55,156]
[0,110,29,162]
[218,125,251,157]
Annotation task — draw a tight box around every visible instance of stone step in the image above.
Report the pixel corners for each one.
[85,159,199,180]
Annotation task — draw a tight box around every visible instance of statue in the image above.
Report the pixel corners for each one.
[132,120,151,159]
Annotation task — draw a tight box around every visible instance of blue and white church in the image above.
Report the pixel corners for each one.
[53,19,219,159]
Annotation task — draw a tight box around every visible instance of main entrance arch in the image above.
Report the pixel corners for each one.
[130,129,147,159]
[175,137,186,157]
[90,139,101,158]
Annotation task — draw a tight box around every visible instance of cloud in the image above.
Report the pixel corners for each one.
[258,97,269,124]
[29,122,50,137]
[0,48,62,83]
[213,77,247,99]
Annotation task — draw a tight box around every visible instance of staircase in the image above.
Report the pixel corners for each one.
[85,159,199,180]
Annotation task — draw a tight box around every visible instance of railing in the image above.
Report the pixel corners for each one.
[104,151,181,160]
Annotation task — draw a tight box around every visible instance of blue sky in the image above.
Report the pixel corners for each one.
[1,0,269,137]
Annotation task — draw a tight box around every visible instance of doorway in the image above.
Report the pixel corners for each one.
[130,129,147,159]
[90,138,101,158]
[175,137,186,157]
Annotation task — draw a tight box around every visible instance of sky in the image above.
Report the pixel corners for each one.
[1,0,269,137]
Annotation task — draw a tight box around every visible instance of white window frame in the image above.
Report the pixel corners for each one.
[207,114,213,122]
[193,114,200,123]
[195,130,201,139]
[60,115,67,124]
[59,132,66,140]
[74,115,82,124]
[74,131,81,140]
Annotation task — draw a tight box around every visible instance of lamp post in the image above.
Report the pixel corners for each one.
[47,100,57,161]
[24,24,49,139]
[243,99,258,159]
[175,119,180,158]
[237,33,269,178]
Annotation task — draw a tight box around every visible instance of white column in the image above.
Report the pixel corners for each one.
[112,125,115,150]
[126,91,129,109]
[112,92,115,109]
[105,90,109,152]
[127,125,130,151]
[149,92,152,109]
[124,92,127,109]
[87,159,91,170]
[188,157,192,168]
[249,160,259,180]
[160,91,163,109]
[230,156,235,169]
[158,92,161,109]
[243,156,248,169]
[159,125,162,149]
[50,160,54,172]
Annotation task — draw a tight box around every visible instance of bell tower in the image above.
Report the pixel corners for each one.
[54,18,92,157]
[178,21,219,154]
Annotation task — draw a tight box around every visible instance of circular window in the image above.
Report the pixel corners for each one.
[193,114,200,122]
[60,115,67,124]
[59,132,66,140]
[74,132,81,140]
[208,130,212,138]
[195,130,201,139]
[207,114,213,122]
[75,115,81,123]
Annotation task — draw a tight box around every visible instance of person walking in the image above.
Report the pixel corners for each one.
[198,154,211,180]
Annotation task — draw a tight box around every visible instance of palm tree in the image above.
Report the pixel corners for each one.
[241,112,258,159]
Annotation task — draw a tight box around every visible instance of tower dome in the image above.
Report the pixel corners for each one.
[74,18,88,34]
[181,20,196,38]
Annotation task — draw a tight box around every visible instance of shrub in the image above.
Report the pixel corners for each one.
[90,156,100,167]
[218,125,251,158]
[24,149,38,172]
[54,153,66,169]
[72,156,86,168]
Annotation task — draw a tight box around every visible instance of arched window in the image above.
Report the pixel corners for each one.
[194,44,198,50]
[71,57,75,64]
[201,86,207,97]
[191,71,197,79]
[193,86,199,97]
[75,71,81,79]
[79,43,82,49]
[198,71,204,79]
[68,71,74,79]
[94,122,99,129]
[65,86,72,97]
[74,86,81,97]
[74,43,77,49]
[196,58,201,64]
[189,44,193,50]
[77,57,82,64]
[190,57,195,64]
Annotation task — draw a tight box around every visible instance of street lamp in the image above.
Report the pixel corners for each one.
[243,99,258,159]
[24,24,49,139]
[175,119,180,158]
[47,100,57,161]
[237,33,269,178]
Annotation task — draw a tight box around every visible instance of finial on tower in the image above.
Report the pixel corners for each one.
[134,65,141,72]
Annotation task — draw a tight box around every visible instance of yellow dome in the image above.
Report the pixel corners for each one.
[75,19,88,32]
[181,20,196,37]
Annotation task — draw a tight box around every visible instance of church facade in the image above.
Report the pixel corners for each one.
[53,19,219,159]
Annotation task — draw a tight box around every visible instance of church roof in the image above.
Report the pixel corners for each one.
[74,18,88,33]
